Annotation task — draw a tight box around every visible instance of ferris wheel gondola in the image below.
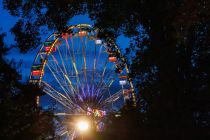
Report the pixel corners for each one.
[29,24,136,139]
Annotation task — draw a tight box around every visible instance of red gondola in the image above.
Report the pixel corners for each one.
[44,46,56,52]
[32,70,44,76]
[78,31,87,37]
[108,56,117,62]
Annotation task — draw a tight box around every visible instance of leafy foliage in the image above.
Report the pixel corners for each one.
[2,0,210,139]
[0,32,55,139]
[10,20,41,53]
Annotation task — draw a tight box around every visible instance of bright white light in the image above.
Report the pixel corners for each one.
[95,39,102,45]
[119,80,127,85]
[77,121,89,131]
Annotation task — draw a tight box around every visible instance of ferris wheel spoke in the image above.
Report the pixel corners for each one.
[91,43,97,85]
[101,89,123,106]
[40,54,69,91]
[95,58,108,91]
[55,46,78,93]
[95,65,116,94]
[43,82,83,112]
[57,44,68,74]
[45,63,72,97]
[64,39,74,77]
[64,38,81,92]
[106,64,119,86]
[98,79,114,95]
[47,60,67,84]
[54,118,75,139]
[95,45,105,74]
[107,78,115,87]
[80,36,88,84]
[43,88,72,110]
[54,119,67,136]
[48,54,77,94]
[70,37,76,62]
[42,82,67,99]
[94,75,118,102]
[43,81,73,104]
[69,37,82,90]
[101,50,108,78]
[47,58,64,80]
[64,38,74,70]
[97,45,103,62]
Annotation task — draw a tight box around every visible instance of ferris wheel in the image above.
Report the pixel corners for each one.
[29,24,136,139]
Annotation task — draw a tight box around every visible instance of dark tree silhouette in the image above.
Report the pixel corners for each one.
[0,32,55,139]
[2,0,210,139]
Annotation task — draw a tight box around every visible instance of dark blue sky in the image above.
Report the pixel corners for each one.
[0,2,131,110]
[0,2,130,81]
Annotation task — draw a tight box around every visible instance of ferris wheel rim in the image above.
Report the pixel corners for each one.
[29,24,136,109]
[29,23,137,139]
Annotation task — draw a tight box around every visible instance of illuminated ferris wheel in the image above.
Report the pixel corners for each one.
[29,24,136,139]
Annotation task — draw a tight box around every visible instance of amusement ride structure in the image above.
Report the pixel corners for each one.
[29,24,136,139]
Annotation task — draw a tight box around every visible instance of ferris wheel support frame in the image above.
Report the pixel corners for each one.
[29,24,137,108]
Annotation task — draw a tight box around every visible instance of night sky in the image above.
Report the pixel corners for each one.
[0,2,130,82]
[0,2,130,110]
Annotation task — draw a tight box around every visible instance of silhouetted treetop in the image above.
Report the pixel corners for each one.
[0,30,56,139]
[2,0,210,139]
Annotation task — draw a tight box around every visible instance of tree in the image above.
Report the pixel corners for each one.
[0,31,55,139]
[2,0,210,139]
